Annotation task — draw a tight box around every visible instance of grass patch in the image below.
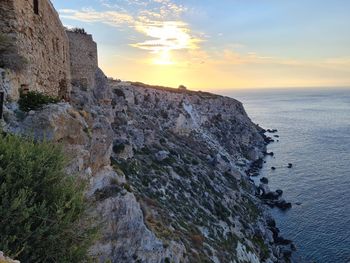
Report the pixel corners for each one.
[252,235,270,260]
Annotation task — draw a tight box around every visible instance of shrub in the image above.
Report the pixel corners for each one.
[122,183,132,192]
[18,91,59,112]
[190,234,204,248]
[112,143,125,154]
[0,133,97,262]
[67,28,87,35]
[0,34,28,71]
[191,159,199,165]
[252,235,269,260]
[113,89,125,98]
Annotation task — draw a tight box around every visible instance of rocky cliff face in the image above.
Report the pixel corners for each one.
[0,251,19,263]
[1,67,290,263]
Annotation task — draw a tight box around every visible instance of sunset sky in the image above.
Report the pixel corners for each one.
[52,0,350,90]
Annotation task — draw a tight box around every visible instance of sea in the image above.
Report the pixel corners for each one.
[221,88,350,263]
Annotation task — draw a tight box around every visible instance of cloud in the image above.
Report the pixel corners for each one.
[59,0,201,65]
[131,21,201,52]
[59,8,134,26]
[171,45,350,75]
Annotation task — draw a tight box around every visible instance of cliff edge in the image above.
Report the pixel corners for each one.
[0,1,294,261]
[1,66,292,262]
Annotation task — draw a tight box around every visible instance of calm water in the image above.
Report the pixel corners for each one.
[222,88,350,263]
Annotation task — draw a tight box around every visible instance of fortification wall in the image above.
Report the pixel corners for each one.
[0,0,71,100]
[67,31,98,90]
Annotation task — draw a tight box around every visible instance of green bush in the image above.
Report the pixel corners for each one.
[18,91,60,112]
[0,133,97,262]
[67,28,87,35]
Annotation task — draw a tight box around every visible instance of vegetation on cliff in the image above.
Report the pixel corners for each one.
[18,91,59,112]
[0,133,96,262]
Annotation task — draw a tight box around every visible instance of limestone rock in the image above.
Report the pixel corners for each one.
[0,252,20,263]
[90,193,186,263]
[1,74,290,262]
[10,103,88,144]
[155,150,170,162]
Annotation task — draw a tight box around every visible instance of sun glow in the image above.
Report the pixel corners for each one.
[132,21,200,65]
[153,50,174,65]
[58,1,350,90]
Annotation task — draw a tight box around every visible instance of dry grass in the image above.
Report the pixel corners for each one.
[129,81,221,99]
[190,234,204,248]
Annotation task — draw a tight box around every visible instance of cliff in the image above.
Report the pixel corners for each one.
[1,66,292,262]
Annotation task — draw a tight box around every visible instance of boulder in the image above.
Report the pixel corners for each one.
[90,193,186,263]
[275,200,292,210]
[260,177,269,184]
[263,191,280,200]
[281,248,292,258]
[14,103,89,144]
[275,189,283,196]
[155,150,170,162]
[263,135,275,144]
[0,252,20,263]
[258,183,271,196]
[275,236,292,245]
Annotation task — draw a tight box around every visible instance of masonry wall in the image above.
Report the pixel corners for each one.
[67,31,98,90]
[0,0,71,99]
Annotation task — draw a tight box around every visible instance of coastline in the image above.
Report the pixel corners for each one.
[1,73,297,262]
[232,88,350,263]
[248,127,297,260]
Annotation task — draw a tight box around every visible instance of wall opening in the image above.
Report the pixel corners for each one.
[56,38,59,54]
[0,90,4,119]
[58,78,68,100]
[20,84,30,95]
[33,0,39,15]
[52,39,55,53]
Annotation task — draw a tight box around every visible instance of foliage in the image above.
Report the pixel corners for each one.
[18,91,60,112]
[112,143,125,154]
[0,133,97,262]
[0,34,28,71]
[252,235,269,260]
[67,27,87,34]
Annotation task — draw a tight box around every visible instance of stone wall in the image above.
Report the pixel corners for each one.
[0,0,71,100]
[67,31,98,90]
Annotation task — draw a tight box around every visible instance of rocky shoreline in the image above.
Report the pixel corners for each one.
[246,128,296,260]
[1,64,296,262]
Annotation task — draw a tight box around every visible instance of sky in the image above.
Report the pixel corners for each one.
[52,0,350,90]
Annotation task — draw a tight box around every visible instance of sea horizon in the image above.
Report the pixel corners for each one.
[1,0,350,262]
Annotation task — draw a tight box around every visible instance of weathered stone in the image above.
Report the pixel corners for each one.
[155,150,170,162]
[11,103,88,144]
[0,251,20,263]
[90,193,186,263]
[260,177,269,184]
[89,116,114,172]
[0,0,71,98]
[0,4,292,259]
[67,31,98,91]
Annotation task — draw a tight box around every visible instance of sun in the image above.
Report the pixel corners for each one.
[132,21,200,66]
[153,50,174,65]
